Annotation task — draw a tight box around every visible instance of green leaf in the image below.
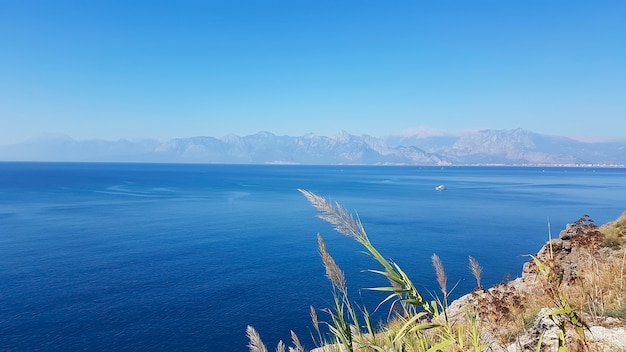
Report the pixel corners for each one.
[535,333,544,352]
[552,307,573,315]
[425,339,454,352]
[392,312,431,343]
[408,323,441,333]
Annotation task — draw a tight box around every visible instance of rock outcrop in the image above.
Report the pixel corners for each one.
[448,215,626,351]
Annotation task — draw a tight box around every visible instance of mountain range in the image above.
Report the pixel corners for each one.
[1,129,624,166]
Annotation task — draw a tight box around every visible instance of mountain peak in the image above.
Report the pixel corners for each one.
[332,130,353,142]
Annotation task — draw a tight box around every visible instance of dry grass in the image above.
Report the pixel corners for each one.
[599,211,626,249]
[472,283,527,346]
[544,215,626,322]
[562,248,626,319]
[504,214,626,350]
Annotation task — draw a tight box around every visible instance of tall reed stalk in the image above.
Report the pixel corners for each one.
[298,189,477,351]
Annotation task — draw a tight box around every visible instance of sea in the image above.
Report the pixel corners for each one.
[1,162,625,351]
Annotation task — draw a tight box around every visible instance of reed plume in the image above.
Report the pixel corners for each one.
[299,189,430,314]
[469,255,483,289]
[310,305,321,341]
[275,341,285,352]
[299,189,366,242]
[318,234,347,294]
[246,325,268,352]
[290,330,305,352]
[432,253,447,295]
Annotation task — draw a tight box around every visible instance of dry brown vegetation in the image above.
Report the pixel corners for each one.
[458,213,626,351]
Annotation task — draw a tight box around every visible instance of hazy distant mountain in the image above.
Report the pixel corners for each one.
[1,129,624,166]
[385,128,626,165]
[0,135,160,162]
[146,131,447,165]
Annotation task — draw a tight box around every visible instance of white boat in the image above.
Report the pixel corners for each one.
[435,184,446,191]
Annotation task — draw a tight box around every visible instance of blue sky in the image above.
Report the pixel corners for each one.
[1,0,625,144]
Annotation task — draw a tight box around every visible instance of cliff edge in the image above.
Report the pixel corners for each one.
[448,213,626,351]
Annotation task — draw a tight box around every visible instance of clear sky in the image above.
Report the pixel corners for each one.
[1,0,625,144]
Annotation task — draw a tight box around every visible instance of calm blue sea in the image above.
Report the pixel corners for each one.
[1,163,625,351]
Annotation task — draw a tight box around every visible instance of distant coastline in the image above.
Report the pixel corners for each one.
[1,161,624,169]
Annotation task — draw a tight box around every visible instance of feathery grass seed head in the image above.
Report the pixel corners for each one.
[246,326,268,352]
[275,341,285,352]
[299,189,366,242]
[469,256,483,289]
[318,234,347,293]
[432,253,448,294]
[290,331,304,352]
[310,305,320,336]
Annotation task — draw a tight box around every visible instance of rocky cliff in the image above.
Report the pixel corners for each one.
[448,214,626,351]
